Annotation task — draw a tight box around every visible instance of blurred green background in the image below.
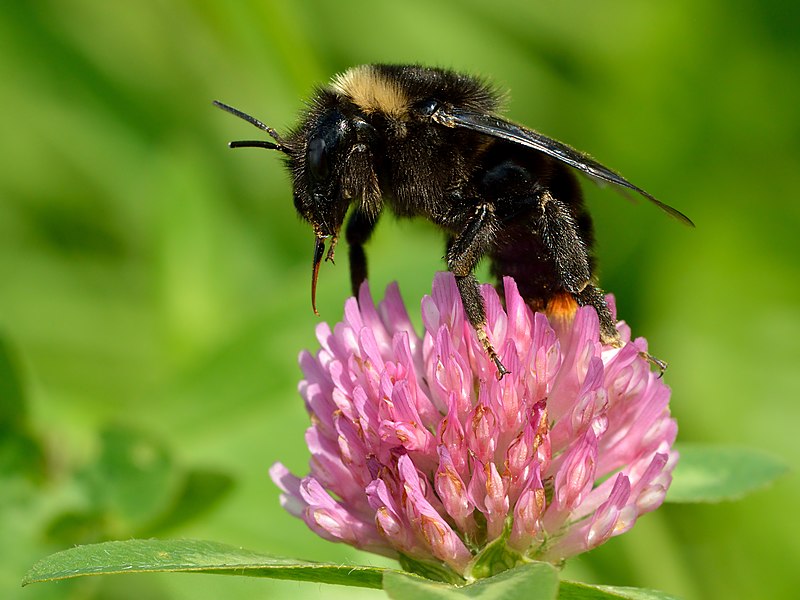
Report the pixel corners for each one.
[1,1,797,599]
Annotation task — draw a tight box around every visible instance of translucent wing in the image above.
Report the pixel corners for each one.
[431,107,694,226]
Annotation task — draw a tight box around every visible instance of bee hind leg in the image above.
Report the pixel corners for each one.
[574,284,620,347]
[576,285,668,376]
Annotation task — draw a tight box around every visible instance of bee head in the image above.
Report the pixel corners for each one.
[293,107,366,237]
[290,105,382,313]
[214,99,381,314]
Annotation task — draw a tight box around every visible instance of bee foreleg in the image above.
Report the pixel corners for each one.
[345,208,379,297]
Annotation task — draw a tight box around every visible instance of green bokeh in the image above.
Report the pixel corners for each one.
[1,2,797,599]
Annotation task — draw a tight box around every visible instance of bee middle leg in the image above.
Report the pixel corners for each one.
[446,203,509,379]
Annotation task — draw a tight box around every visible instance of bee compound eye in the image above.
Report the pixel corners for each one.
[307,137,330,181]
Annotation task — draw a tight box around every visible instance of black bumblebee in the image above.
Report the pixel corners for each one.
[215,64,692,377]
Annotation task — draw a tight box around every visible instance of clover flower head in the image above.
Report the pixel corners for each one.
[271,273,677,579]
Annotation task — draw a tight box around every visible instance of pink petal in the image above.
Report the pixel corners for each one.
[398,455,472,572]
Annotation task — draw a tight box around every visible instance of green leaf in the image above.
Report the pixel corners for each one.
[666,443,788,503]
[384,562,559,600]
[22,539,386,589]
[559,581,681,599]
[398,553,465,585]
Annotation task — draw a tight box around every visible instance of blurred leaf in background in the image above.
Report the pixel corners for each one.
[1,1,797,599]
[43,424,233,546]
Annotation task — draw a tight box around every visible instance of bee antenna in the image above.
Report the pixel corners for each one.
[228,140,283,151]
[213,100,289,153]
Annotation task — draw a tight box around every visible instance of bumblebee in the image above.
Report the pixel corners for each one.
[215,64,691,377]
